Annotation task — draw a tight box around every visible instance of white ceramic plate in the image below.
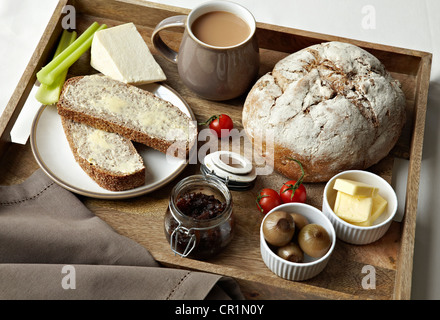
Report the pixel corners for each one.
[30,83,196,199]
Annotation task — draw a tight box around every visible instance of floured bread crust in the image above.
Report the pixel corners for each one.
[243,41,406,182]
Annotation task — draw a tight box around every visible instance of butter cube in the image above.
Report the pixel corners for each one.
[334,191,373,223]
[352,194,388,227]
[334,178,378,197]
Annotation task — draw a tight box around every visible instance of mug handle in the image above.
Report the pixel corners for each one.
[151,15,187,64]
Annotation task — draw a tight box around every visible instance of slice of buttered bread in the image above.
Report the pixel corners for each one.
[57,75,196,158]
[61,116,145,191]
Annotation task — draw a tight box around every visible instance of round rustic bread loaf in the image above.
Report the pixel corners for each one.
[242,41,406,182]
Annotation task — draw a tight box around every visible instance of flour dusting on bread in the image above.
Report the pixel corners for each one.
[243,41,406,182]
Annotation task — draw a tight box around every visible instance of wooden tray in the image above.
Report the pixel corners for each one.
[0,0,431,300]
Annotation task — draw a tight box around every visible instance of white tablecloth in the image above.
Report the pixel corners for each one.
[1,0,439,299]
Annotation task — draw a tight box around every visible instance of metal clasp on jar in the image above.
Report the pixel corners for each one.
[169,223,196,257]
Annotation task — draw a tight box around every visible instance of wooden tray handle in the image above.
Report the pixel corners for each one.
[0,0,69,158]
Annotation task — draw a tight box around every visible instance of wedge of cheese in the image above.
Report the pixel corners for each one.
[334,178,378,197]
[334,191,373,223]
[90,22,166,84]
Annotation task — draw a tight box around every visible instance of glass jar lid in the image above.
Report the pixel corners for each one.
[201,151,256,191]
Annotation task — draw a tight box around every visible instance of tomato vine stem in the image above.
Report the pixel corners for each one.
[282,158,305,200]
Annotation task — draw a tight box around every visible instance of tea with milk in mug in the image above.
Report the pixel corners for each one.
[191,11,250,47]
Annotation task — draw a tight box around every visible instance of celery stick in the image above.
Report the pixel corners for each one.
[35,30,77,105]
[53,29,76,57]
[45,24,107,85]
[37,22,101,86]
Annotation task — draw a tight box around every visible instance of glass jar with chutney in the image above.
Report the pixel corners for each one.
[164,174,234,260]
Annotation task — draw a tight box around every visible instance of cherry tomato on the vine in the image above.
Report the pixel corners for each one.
[279,158,307,203]
[280,181,307,203]
[199,114,234,138]
[256,188,282,214]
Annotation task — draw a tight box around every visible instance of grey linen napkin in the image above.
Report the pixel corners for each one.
[0,169,244,300]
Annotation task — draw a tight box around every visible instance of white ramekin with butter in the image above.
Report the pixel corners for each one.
[322,170,398,245]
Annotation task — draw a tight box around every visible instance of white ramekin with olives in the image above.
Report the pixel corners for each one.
[260,203,336,281]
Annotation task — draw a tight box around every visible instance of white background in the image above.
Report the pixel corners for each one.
[1,0,439,299]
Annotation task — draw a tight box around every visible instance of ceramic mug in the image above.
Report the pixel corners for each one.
[151,1,260,101]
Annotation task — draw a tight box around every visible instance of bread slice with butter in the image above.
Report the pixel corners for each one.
[57,75,197,158]
[90,22,166,84]
[61,116,145,191]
